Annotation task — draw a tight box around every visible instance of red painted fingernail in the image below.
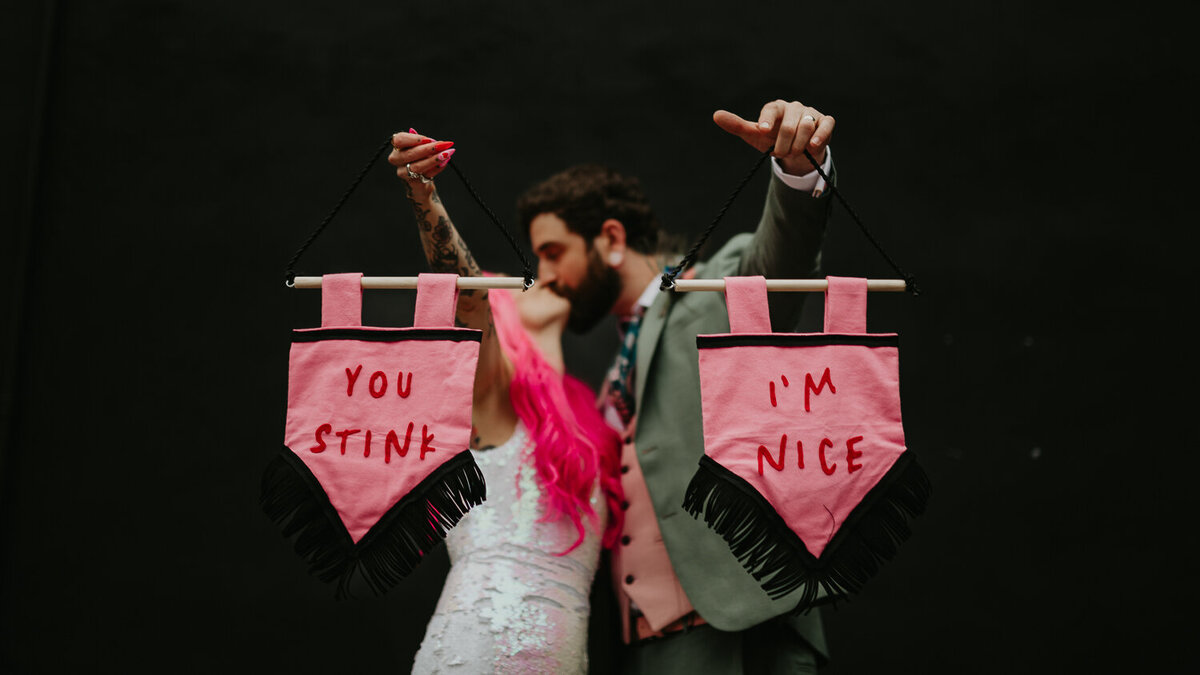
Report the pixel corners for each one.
[437,148,456,166]
[418,138,433,145]
[409,127,417,134]
[433,141,455,151]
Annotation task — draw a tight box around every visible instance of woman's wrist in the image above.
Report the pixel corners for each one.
[402,178,437,201]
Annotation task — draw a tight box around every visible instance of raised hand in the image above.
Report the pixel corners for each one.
[387,128,457,190]
[713,99,834,175]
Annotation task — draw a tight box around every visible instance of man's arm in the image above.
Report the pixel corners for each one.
[712,100,837,328]
[738,155,834,277]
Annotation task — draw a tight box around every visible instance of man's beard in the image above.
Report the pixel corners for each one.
[558,248,622,334]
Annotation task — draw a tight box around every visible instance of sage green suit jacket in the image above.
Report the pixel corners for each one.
[630,168,834,656]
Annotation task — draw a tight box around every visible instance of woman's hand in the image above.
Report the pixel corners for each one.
[388,128,457,194]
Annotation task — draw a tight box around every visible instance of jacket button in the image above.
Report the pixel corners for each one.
[621,500,630,510]
[625,574,635,585]
[621,535,631,546]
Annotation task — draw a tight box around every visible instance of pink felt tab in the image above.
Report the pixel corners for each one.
[823,276,868,334]
[725,276,771,334]
[413,274,459,328]
[321,273,363,327]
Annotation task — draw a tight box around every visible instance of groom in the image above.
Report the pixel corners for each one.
[516,99,837,673]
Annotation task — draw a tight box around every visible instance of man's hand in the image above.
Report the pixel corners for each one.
[713,99,834,175]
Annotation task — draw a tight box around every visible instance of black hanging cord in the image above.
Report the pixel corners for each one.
[445,161,535,289]
[284,138,535,289]
[660,148,774,291]
[659,147,919,295]
[799,148,920,295]
[285,139,392,287]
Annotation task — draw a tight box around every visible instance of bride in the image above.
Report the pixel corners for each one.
[389,129,624,674]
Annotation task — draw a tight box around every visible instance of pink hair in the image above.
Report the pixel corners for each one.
[488,286,625,553]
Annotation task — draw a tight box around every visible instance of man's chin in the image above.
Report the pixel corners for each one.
[559,248,623,334]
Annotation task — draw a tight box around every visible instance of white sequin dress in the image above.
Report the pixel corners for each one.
[411,420,604,674]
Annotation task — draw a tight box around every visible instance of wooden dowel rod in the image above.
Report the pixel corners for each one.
[671,279,908,292]
[291,277,907,292]
[290,276,528,290]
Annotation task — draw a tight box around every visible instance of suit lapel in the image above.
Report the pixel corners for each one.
[633,286,672,414]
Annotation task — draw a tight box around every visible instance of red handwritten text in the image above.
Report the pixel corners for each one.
[344,365,413,398]
[309,421,438,463]
[757,434,865,476]
[767,368,834,411]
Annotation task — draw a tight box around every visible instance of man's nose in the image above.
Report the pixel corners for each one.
[537,259,556,286]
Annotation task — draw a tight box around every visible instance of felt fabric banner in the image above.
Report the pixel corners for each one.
[682,276,930,610]
[261,272,485,597]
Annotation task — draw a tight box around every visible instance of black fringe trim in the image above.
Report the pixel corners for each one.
[260,448,486,599]
[682,450,930,611]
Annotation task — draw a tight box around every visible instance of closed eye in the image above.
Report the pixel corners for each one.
[537,244,565,262]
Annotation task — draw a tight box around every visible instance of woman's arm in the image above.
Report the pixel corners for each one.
[389,131,517,448]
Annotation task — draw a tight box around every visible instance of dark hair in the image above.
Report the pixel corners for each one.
[517,164,663,253]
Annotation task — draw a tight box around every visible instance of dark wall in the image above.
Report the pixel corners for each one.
[3,1,1192,672]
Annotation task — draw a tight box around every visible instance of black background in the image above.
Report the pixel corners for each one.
[2,1,1194,672]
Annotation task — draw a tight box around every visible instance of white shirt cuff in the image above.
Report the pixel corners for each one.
[771,147,832,197]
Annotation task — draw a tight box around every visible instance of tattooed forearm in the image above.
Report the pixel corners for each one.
[411,202,434,234]
[452,231,486,298]
[402,180,491,324]
[399,173,505,409]
[428,216,458,272]
[456,231,481,276]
